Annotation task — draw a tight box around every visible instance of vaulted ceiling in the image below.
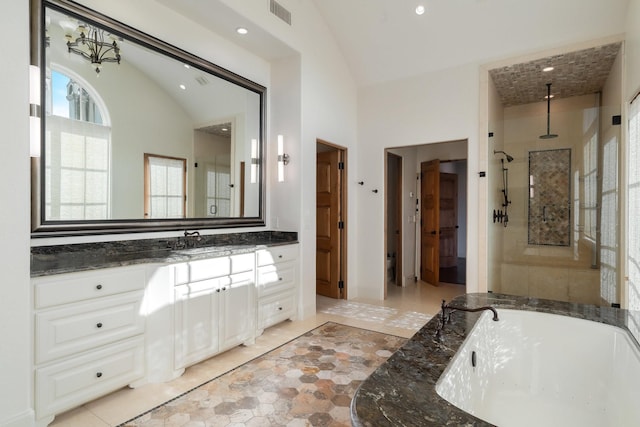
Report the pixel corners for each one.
[159,0,630,105]
[311,0,629,90]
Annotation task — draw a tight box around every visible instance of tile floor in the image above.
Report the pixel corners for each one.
[122,322,407,426]
[49,280,465,427]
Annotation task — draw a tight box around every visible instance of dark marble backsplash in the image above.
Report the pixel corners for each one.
[31,231,297,277]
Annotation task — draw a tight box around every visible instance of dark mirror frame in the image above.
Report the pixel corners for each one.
[30,0,266,237]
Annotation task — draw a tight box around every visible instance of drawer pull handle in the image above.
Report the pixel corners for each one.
[96,284,103,290]
[96,322,103,328]
[96,372,103,378]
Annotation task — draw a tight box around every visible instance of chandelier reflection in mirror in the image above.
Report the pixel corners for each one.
[58,19,121,74]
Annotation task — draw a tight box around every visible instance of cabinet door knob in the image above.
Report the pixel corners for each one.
[279,277,283,281]
[216,289,220,293]
[222,287,227,291]
[278,307,283,311]
[96,284,103,290]
[96,372,103,378]
[278,255,283,259]
[96,322,103,328]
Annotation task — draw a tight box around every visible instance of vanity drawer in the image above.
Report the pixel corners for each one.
[257,264,295,297]
[189,256,231,282]
[34,267,146,309]
[257,244,298,267]
[35,291,145,364]
[258,292,296,330]
[35,336,144,419]
[230,252,255,274]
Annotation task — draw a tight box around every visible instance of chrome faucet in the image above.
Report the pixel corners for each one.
[436,299,499,339]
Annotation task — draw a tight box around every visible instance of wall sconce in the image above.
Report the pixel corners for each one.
[250,138,259,184]
[277,134,290,182]
[29,65,41,158]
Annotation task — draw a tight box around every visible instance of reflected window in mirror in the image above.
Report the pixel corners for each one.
[46,68,111,221]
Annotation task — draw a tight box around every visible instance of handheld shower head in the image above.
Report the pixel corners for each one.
[493,150,514,163]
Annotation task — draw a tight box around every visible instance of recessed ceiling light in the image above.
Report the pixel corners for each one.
[179,84,186,90]
[543,66,554,72]
[415,5,426,15]
[236,27,248,35]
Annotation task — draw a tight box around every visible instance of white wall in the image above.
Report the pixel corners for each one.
[358,65,481,299]
[0,2,32,426]
[626,0,640,101]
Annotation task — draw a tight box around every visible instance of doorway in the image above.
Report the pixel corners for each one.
[316,140,347,299]
[383,141,467,300]
[385,152,403,290]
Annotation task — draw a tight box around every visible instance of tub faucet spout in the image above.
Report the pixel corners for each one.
[436,299,499,339]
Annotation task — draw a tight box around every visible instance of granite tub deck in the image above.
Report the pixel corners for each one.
[351,293,633,427]
[31,231,297,276]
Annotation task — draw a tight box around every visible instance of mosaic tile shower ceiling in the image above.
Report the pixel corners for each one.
[121,322,406,426]
[489,43,621,107]
[528,149,571,246]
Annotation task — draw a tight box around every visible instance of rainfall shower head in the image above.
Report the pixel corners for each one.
[540,83,558,139]
[493,150,514,162]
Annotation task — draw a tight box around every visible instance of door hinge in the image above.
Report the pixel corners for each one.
[338,280,344,289]
[338,221,344,229]
[338,161,345,170]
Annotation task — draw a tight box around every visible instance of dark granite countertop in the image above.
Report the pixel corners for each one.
[31,231,297,277]
[351,292,633,427]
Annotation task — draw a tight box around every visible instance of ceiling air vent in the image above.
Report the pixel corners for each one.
[270,0,291,25]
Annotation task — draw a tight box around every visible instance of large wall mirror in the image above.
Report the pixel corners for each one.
[31,0,266,236]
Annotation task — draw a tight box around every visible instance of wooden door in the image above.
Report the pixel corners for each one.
[439,173,458,268]
[316,150,342,298]
[420,160,440,285]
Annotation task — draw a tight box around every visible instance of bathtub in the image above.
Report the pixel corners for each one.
[436,309,640,427]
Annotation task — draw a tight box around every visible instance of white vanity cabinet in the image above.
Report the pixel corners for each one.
[256,244,299,334]
[173,252,256,370]
[32,266,146,423]
[31,240,298,424]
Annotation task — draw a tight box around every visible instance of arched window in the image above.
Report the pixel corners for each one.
[45,67,111,220]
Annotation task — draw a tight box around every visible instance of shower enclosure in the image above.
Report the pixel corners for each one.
[487,91,621,307]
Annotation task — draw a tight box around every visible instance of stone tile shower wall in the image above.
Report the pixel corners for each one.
[527,149,571,246]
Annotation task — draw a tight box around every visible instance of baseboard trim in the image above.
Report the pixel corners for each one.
[0,408,35,427]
